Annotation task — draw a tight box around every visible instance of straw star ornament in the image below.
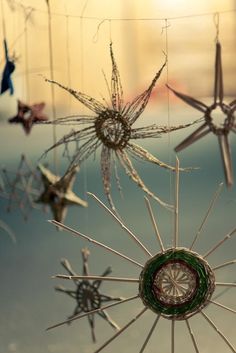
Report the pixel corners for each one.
[168,42,236,187]
[47,159,236,353]
[45,43,196,211]
[36,164,87,223]
[53,248,122,342]
[9,100,48,134]
[1,155,41,220]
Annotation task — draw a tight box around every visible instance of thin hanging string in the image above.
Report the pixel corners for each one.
[214,12,220,43]
[3,4,234,60]
[163,19,174,244]
[7,1,236,21]
[0,2,33,69]
[24,8,31,103]
[80,0,89,230]
[163,19,172,205]
[92,19,106,43]
[18,7,25,96]
[24,17,29,102]
[108,19,112,43]
[1,0,6,39]
[93,18,112,43]
[79,0,89,89]
[0,6,33,66]
[46,0,58,174]
[65,13,72,114]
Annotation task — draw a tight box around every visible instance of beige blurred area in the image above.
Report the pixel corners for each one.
[0,0,235,120]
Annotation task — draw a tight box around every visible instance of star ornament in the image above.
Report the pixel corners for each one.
[1,154,41,220]
[51,248,122,342]
[36,164,87,223]
[168,42,236,187]
[1,39,15,95]
[45,43,195,211]
[9,100,48,134]
[48,160,236,353]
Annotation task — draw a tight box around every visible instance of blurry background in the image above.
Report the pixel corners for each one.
[0,0,236,352]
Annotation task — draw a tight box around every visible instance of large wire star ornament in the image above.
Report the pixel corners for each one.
[36,164,87,223]
[52,248,122,342]
[44,43,196,211]
[168,42,236,187]
[47,159,236,353]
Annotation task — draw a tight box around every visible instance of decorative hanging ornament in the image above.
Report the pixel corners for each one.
[139,248,215,319]
[1,154,41,220]
[1,39,15,95]
[52,248,122,342]
[44,43,198,212]
[168,42,236,187]
[48,160,236,353]
[36,164,87,223]
[8,100,48,134]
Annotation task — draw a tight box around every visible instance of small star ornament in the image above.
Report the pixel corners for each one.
[52,248,122,342]
[36,164,87,223]
[1,154,41,220]
[168,42,236,187]
[1,39,15,95]
[9,100,48,134]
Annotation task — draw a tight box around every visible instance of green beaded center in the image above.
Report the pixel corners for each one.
[139,248,215,320]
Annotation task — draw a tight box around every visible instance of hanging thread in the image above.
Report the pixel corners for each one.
[46,0,58,173]
[80,0,89,230]
[65,14,72,114]
[24,12,29,102]
[163,19,173,206]
[214,12,220,43]
[2,3,235,63]
[23,7,33,102]
[162,18,174,239]
[1,0,7,39]
[5,1,236,21]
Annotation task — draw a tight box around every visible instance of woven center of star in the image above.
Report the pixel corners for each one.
[95,111,131,149]
[139,248,215,319]
[153,261,197,305]
[206,103,234,135]
[76,281,101,312]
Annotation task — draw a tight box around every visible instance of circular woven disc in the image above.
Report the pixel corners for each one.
[76,281,102,312]
[139,248,215,320]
